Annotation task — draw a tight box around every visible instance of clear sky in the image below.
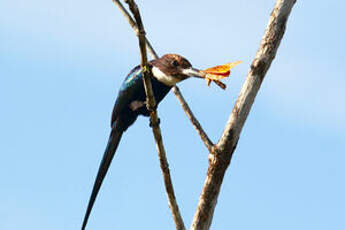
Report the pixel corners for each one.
[1,0,344,229]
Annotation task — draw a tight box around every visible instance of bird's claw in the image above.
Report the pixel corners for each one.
[149,117,160,127]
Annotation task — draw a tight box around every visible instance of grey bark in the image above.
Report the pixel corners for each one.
[191,1,297,229]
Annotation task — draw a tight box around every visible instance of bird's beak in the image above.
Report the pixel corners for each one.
[182,67,205,78]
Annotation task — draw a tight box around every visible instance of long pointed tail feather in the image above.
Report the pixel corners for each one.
[81,128,123,230]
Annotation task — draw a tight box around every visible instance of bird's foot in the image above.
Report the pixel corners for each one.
[149,117,160,127]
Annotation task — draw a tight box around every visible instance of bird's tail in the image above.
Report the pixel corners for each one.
[81,128,123,230]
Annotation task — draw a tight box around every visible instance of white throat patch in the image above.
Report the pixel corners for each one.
[152,66,181,86]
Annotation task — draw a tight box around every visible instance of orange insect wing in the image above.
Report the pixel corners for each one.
[204,65,231,76]
[203,61,242,89]
[204,61,242,76]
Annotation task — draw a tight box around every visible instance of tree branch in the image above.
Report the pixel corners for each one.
[172,87,214,152]
[191,1,297,229]
[112,0,213,152]
[113,0,158,59]
[122,1,185,229]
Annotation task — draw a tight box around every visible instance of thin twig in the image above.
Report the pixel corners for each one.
[123,1,185,229]
[113,0,158,59]
[172,87,214,152]
[112,0,213,152]
[191,1,297,229]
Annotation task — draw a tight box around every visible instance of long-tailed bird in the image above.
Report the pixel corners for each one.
[81,54,204,229]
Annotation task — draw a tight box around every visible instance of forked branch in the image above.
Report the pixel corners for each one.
[191,1,297,229]
[113,1,296,230]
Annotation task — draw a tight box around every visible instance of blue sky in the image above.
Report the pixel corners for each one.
[1,0,344,229]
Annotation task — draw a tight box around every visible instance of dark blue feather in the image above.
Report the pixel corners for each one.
[82,65,171,230]
[111,65,171,131]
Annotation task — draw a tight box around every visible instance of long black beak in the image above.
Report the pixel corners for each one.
[182,67,205,78]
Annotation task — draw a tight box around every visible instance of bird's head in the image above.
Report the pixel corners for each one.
[151,54,204,86]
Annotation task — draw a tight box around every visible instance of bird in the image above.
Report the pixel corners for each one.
[81,54,204,229]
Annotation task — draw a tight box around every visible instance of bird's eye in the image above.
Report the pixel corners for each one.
[172,60,179,67]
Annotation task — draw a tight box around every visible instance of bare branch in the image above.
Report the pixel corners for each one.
[112,0,213,152]
[191,1,297,229]
[172,86,214,152]
[113,0,158,59]
[172,87,214,152]
[122,1,185,229]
